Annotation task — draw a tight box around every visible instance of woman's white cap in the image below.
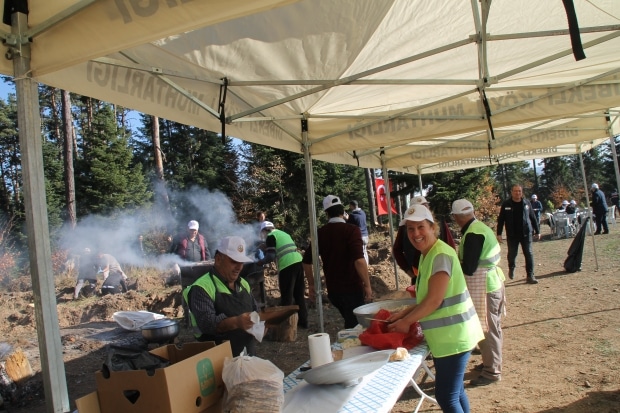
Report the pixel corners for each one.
[399,205,434,226]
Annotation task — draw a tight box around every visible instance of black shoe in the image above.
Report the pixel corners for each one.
[474,363,484,371]
[594,231,601,235]
[602,231,609,234]
[470,376,500,386]
[526,276,538,284]
[508,269,515,280]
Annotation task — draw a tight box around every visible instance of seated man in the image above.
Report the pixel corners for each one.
[97,252,128,295]
[565,200,577,215]
[183,236,258,357]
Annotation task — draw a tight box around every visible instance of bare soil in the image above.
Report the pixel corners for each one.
[1,225,619,413]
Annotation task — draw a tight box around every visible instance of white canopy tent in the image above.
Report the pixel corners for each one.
[1,1,619,410]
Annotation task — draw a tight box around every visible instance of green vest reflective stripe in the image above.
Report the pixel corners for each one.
[458,220,501,268]
[182,272,251,338]
[270,229,302,270]
[436,290,471,309]
[417,240,484,357]
[459,219,505,291]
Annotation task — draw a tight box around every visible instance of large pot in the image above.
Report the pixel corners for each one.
[141,318,180,343]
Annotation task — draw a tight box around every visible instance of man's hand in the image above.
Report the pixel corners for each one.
[363,284,373,303]
[496,234,503,243]
[536,233,542,241]
[236,312,255,330]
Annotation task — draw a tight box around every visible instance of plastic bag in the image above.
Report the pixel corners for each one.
[112,311,165,331]
[359,309,424,350]
[222,355,284,413]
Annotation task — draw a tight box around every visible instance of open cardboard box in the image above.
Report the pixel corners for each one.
[76,341,231,413]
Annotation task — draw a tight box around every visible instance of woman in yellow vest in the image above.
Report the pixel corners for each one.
[388,205,484,413]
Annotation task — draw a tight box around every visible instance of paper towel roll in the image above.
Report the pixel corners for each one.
[308,333,333,367]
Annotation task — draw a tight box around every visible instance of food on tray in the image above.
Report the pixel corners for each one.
[340,338,362,349]
[389,347,410,362]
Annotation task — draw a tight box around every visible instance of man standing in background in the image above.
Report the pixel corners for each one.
[347,200,369,264]
[497,184,541,284]
[530,194,543,225]
[303,195,372,328]
[258,221,308,329]
[452,199,505,386]
[175,220,210,262]
[590,183,609,234]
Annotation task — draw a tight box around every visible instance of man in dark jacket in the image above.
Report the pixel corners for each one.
[590,183,609,235]
[496,184,541,284]
[347,200,369,263]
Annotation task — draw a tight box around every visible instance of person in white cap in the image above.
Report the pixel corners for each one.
[451,199,505,386]
[530,194,543,225]
[183,236,258,356]
[590,183,609,234]
[302,195,372,328]
[565,200,577,215]
[392,195,429,283]
[387,204,484,411]
[558,200,569,212]
[258,221,308,328]
[496,184,541,284]
[174,220,210,262]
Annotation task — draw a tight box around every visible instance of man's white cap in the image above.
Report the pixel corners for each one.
[322,195,343,211]
[410,195,429,206]
[399,204,434,226]
[216,236,253,263]
[561,200,569,206]
[188,220,199,230]
[531,194,537,199]
[260,221,275,231]
[570,200,576,205]
[451,199,474,215]
[591,183,599,189]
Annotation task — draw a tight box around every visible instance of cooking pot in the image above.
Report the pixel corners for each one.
[141,318,180,343]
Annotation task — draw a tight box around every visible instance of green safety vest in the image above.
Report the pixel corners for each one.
[182,272,252,338]
[269,229,302,270]
[459,220,505,292]
[416,240,484,358]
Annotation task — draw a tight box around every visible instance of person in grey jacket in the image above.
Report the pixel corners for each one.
[496,184,541,284]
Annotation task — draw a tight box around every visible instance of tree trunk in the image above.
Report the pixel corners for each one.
[152,116,171,214]
[365,168,378,227]
[61,90,77,229]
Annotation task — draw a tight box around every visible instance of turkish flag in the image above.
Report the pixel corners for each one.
[375,178,398,216]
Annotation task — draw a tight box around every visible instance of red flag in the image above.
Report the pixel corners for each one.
[375,178,398,215]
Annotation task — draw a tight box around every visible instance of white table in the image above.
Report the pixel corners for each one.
[282,342,436,413]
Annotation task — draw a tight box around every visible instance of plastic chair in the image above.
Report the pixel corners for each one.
[607,205,617,226]
[553,212,569,238]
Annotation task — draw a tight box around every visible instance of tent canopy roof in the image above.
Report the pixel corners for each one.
[1,0,619,171]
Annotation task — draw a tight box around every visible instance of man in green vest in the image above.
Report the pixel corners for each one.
[258,221,308,328]
[183,236,258,356]
[452,199,506,386]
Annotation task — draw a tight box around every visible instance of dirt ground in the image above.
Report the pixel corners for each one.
[0,223,619,413]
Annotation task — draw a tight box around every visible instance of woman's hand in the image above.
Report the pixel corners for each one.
[387,318,411,334]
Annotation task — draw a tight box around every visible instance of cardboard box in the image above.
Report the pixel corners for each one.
[77,341,230,413]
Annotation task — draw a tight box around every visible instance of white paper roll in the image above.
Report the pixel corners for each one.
[308,333,333,367]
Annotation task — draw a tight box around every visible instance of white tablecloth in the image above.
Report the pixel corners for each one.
[282,343,429,413]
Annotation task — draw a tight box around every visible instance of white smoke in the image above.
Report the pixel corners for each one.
[58,187,262,271]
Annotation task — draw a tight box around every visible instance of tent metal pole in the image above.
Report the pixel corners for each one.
[579,150,599,271]
[606,111,620,192]
[381,153,399,290]
[417,166,423,196]
[302,118,324,332]
[10,11,70,413]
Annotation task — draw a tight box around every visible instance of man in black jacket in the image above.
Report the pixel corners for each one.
[590,183,609,234]
[496,185,541,284]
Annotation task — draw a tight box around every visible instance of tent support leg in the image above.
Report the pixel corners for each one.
[302,118,325,332]
[381,151,399,291]
[579,150,599,271]
[10,10,70,413]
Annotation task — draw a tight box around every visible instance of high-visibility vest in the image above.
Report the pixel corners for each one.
[269,229,302,270]
[416,240,484,357]
[182,272,252,338]
[459,220,505,291]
